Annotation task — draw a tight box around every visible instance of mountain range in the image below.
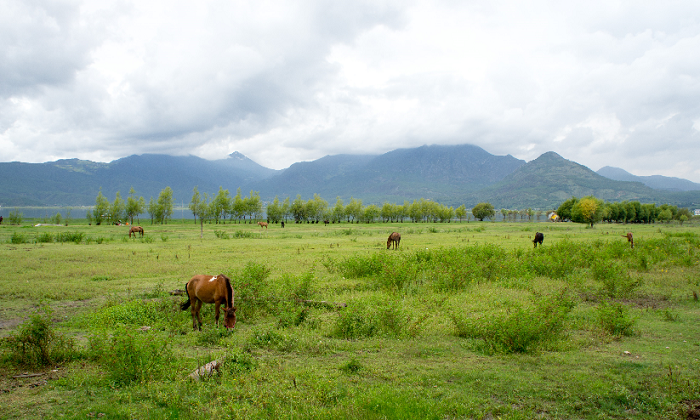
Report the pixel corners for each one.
[1,144,699,210]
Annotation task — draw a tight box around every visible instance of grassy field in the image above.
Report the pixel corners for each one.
[1,219,699,419]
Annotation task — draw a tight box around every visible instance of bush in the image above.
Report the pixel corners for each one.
[331,297,425,339]
[595,301,636,337]
[8,209,23,225]
[36,232,54,243]
[593,260,641,298]
[93,299,167,327]
[2,305,78,367]
[56,232,85,244]
[235,262,273,321]
[451,292,575,354]
[10,232,28,244]
[88,328,174,385]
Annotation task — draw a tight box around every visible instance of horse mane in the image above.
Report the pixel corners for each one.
[221,274,234,308]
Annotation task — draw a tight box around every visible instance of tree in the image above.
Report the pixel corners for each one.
[500,208,508,222]
[556,197,578,222]
[455,205,467,222]
[571,196,604,227]
[266,196,283,223]
[191,191,210,239]
[110,192,125,224]
[212,187,231,224]
[126,187,145,225]
[345,197,363,223]
[472,202,495,221]
[157,187,174,224]
[93,189,110,225]
[189,187,202,224]
[331,197,345,223]
[147,197,159,224]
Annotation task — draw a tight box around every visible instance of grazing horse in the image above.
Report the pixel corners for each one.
[387,232,401,250]
[258,221,268,229]
[129,226,144,238]
[180,274,236,331]
[281,221,285,228]
[622,232,634,248]
[533,232,544,248]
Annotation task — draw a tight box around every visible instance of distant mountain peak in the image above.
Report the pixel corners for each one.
[228,151,248,161]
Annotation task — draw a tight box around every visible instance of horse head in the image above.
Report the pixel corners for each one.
[223,307,237,329]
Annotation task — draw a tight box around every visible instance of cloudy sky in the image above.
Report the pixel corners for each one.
[2,1,700,182]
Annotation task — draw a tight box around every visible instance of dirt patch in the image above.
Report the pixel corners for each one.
[682,399,700,420]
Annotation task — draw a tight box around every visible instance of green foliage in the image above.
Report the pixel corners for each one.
[451,292,575,354]
[2,305,78,367]
[8,208,24,225]
[471,202,495,221]
[235,262,273,321]
[92,299,167,328]
[331,296,424,339]
[339,358,363,374]
[88,328,174,385]
[592,260,642,298]
[248,327,298,352]
[595,301,636,337]
[10,232,28,244]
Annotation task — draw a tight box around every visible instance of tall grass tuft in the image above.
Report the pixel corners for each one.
[88,328,174,385]
[451,291,575,354]
[595,301,637,337]
[1,305,79,367]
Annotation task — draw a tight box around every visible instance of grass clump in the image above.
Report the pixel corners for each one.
[87,328,174,385]
[1,305,79,367]
[451,292,575,354]
[595,301,637,337]
[331,296,425,339]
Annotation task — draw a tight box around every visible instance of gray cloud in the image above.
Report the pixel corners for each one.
[1,0,700,183]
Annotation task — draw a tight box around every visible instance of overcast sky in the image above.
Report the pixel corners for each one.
[2,1,699,182]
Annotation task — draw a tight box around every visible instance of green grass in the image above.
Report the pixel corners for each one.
[1,219,699,419]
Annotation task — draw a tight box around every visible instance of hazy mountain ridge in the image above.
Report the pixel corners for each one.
[1,145,699,209]
[597,166,700,192]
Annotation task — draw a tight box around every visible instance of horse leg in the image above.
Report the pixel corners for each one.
[214,302,221,328]
[192,300,203,331]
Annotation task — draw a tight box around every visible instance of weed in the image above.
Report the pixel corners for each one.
[595,300,637,337]
[1,305,78,367]
[88,327,174,385]
[10,232,28,244]
[160,234,169,242]
[340,358,363,374]
[451,291,575,354]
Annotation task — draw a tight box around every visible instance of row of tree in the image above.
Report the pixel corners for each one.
[90,187,694,228]
[90,187,173,225]
[556,196,693,226]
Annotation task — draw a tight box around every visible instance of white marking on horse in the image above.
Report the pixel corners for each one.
[209,276,217,282]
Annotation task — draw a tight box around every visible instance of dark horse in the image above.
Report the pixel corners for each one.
[387,232,401,250]
[622,232,634,248]
[129,226,144,238]
[180,274,237,331]
[533,232,544,248]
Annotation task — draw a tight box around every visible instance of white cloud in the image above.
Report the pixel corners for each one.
[1,0,700,182]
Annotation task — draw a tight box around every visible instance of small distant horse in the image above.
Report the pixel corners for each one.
[533,232,544,248]
[180,274,237,331]
[387,232,401,250]
[0,216,3,224]
[258,221,268,229]
[622,232,634,248]
[281,221,285,228]
[129,226,144,238]
[324,220,330,225]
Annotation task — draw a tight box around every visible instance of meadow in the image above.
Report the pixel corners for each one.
[0,219,699,419]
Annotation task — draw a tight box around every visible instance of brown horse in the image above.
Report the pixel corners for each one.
[129,226,144,238]
[258,221,268,229]
[387,232,401,250]
[180,274,237,331]
[622,232,634,248]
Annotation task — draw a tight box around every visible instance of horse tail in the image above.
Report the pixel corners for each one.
[180,282,191,311]
[223,275,234,308]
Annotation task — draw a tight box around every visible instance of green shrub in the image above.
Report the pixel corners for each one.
[248,328,298,352]
[88,328,174,385]
[2,305,78,367]
[451,292,575,354]
[36,232,54,243]
[56,232,85,244]
[222,348,257,373]
[331,297,424,339]
[8,209,23,225]
[593,260,641,298]
[10,232,28,244]
[93,299,167,327]
[235,262,273,321]
[595,301,636,337]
